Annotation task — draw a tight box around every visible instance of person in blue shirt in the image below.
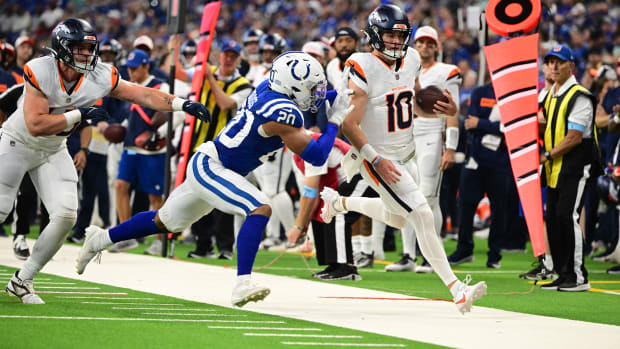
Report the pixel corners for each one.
[76,52,353,307]
[447,82,513,269]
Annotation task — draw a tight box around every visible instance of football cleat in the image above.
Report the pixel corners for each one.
[385,253,416,272]
[6,271,45,304]
[76,226,109,275]
[231,279,270,307]
[319,187,344,224]
[453,275,487,315]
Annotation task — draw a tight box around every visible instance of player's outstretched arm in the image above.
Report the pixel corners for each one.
[110,80,211,122]
[287,175,320,244]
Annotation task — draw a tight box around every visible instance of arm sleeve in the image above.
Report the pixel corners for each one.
[299,123,338,166]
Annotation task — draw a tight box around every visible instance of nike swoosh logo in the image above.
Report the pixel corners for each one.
[455,295,466,304]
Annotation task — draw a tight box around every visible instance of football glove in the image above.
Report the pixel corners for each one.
[78,107,110,122]
[182,101,211,123]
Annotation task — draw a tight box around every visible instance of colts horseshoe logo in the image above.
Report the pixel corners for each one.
[290,60,310,81]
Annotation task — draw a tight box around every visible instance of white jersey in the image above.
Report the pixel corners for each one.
[2,56,119,151]
[346,47,421,161]
[326,57,346,90]
[245,63,266,85]
[414,62,461,134]
[418,62,461,108]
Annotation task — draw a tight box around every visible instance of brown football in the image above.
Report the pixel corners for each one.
[416,85,449,114]
[102,124,126,143]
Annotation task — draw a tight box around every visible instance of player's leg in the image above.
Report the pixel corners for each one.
[412,126,444,272]
[0,135,43,303]
[12,148,77,304]
[184,150,271,305]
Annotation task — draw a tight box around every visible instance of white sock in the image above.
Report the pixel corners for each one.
[344,197,407,229]
[401,223,416,257]
[371,220,385,257]
[352,235,362,255]
[236,274,251,285]
[450,280,464,298]
[408,204,457,286]
[360,235,373,254]
[543,254,554,270]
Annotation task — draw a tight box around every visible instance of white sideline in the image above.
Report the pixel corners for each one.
[0,237,619,348]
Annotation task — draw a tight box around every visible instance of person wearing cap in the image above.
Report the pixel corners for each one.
[539,45,598,292]
[118,35,168,81]
[111,49,187,255]
[10,36,34,84]
[185,39,254,260]
[0,43,17,93]
[326,27,358,90]
[1,43,16,70]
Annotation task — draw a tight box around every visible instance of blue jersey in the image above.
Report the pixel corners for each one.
[213,80,304,176]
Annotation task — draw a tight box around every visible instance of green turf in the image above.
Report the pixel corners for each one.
[0,266,443,348]
[3,224,620,327]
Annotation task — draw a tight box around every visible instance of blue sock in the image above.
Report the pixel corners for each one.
[236,214,269,275]
[109,211,161,243]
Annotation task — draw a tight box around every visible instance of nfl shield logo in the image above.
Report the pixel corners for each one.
[10,140,15,147]
[66,98,71,103]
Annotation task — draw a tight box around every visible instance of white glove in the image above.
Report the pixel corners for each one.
[326,66,354,126]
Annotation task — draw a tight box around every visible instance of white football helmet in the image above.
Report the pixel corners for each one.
[269,51,327,112]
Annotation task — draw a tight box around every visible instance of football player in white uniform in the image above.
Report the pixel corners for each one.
[385,25,462,273]
[0,18,210,304]
[320,5,486,314]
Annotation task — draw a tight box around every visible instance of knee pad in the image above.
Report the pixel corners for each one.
[383,211,407,230]
[407,204,435,235]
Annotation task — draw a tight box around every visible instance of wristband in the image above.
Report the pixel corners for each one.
[360,143,379,163]
[171,97,185,112]
[371,156,382,167]
[302,185,318,198]
[294,224,304,231]
[445,126,459,150]
[80,147,90,156]
[613,114,620,124]
[64,109,82,126]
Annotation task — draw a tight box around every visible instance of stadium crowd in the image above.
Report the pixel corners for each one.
[1,0,620,291]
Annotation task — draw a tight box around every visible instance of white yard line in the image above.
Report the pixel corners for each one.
[1,238,619,349]
[81,302,182,305]
[281,342,405,347]
[0,315,284,323]
[112,307,214,311]
[56,297,155,300]
[245,333,362,338]
[36,286,99,289]
[141,312,247,317]
[208,326,321,331]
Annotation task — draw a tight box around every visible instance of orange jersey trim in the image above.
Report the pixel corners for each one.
[422,62,438,75]
[23,64,41,90]
[345,59,367,83]
[480,97,496,108]
[111,66,120,90]
[73,74,85,93]
[363,160,380,185]
[447,67,461,79]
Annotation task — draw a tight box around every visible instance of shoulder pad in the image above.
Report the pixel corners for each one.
[257,96,304,128]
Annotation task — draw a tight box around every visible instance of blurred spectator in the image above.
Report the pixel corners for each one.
[10,36,34,84]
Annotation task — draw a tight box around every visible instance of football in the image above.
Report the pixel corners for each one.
[416,85,449,114]
[102,124,126,143]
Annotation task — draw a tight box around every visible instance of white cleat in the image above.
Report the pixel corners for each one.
[385,254,416,272]
[6,271,45,304]
[319,187,344,224]
[231,280,270,308]
[453,275,487,315]
[76,226,108,275]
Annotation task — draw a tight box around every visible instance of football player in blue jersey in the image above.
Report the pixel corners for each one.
[77,52,354,307]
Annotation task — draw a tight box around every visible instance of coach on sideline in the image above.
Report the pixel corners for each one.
[539,45,597,292]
